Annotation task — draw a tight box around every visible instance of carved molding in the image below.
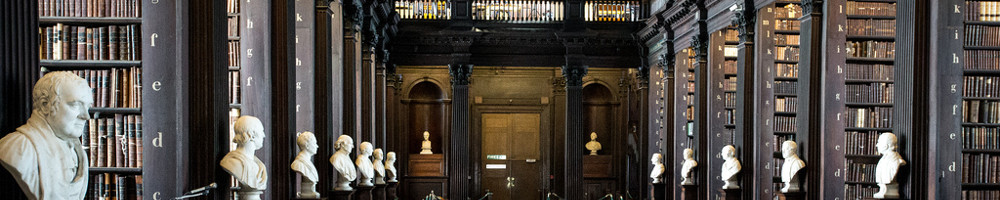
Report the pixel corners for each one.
[637,63,650,87]
[449,64,473,85]
[562,65,588,87]
[552,77,567,94]
[801,0,822,15]
[730,0,755,44]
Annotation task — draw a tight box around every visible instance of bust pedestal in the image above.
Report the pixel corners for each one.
[373,184,387,200]
[331,190,355,200]
[874,183,900,199]
[408,154,445,176]
[238,189,264,200]
[583,155,613,178]
[681,185,698,200]
[719,188,741,200]
[777,191,805,200]
[650,183,665,200]
[298,179,320,199]
[387,181,399,200]
[354,185,375,200]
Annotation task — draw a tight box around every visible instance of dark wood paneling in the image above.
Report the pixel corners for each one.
[0,1,38,198]
[931,0,963,199]
[268,0,296,198]
[796,1,828,199]
[186,0,230,198]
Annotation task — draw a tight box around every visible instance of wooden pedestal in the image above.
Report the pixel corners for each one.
[387,182,398,200]
[778,191,805,200]
[583,155,613,178]
[331,190,354,200]
[373,184,387,200]
[681,185,698,200]
[650,183,666,200]
[409,154,445,176]
[719,188,741,200]
[354,185,374,200]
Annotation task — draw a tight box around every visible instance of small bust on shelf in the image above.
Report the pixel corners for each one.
[220,115,269,200]
[373,148,386,185]
[386,152,398,182]
[0,72,91,199]
[420,131,433,155]
[650,153,665,183]
[356,142,376,187]
[780,140,805,193]
[291,131,320,198]
[585,132,602,155]
[874,132,906,199]
[330,135,357,191]
[681,148,698,185]
[720,145,741,189]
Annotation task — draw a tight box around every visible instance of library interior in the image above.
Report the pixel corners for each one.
[0,0,995,199]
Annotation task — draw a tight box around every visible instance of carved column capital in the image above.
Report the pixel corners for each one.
[637,64,650,87]
[552,77,567,94]
[730,0,755,44]
[449,64,473,85]
[562,65,588,87]
[801,0,823,15]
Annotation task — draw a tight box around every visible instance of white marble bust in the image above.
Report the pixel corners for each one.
[373,148,386,185]
[356,142,376,187]
[386,152,398,182]
[650,153,665,183]
[220,115,269,200]
[720,145,741,189]
[292,131,320,198]
[874,132,906,199]
[585,132,602,155]
[330,135,357,191]
[780,140,805,193]
[681,148,697,185]
[420,131,433,154]
[0,72,91,200]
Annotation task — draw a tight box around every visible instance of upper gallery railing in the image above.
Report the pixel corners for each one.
[396,0,452,20]
[584,0,641,22]
[472,0,564,22]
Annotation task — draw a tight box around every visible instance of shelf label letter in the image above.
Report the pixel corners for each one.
[150,33,158,47]
[152,81,162,91]
[152,132,163,147]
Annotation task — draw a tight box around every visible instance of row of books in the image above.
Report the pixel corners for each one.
[964,50,1000,70]
[966,1,1000,22]
[964,25,1000,46]
[772,158,785,177]
[85,174,142,200]
[845,1,896,16]
[963,126,1000,150]
[685,94,694,106]
[774,19,800,31]
[847,19,896,37]
[846,131,882,155]
[844,107,894,128]
[776,63,798,78]
[846,40,895,59]
[775,4,802,19]
[724,93,736,108]
[687,82,695,93]
[83,114,143,168]
[724,77,737,91]
[724,60,737,74]
[774,81,798,94]
[845,63,893,81]
[964,100,1000,124]
[846,160,877,182]
[228,41,241,67]
[227,0,241,14]
[685,107,694,121]
[228,16,240,38]
[776,46,800,61]
[774,34,799,46]
[724,30,738,42]
[964,190,1000,200]
[963,153,1000,184]
[845,184,879,199]
[845,83,894,103]
[773,135,796,152]
[774,116,796,133]
[38,0,140,18]
[40,24,140,61]
[63,68,142,109]
[775,97,798,113]
[963,76,1000,98]
[725,109,735,125]
[230,71,241,104]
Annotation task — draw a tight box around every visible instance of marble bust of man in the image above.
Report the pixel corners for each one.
[420,131,433,154]
[0,72,91,199]
[356,142,376,186]
[650,153,665,183]
[874,132,906,199]
[780,140,805,193]
[720,145,741,189]
[291,131,319,198]
[681,148,697,185]
[330,135,357,191]
[386,152,398,182]
[585,132,602,155]
[373,148,386,185]
[220,116,268,200]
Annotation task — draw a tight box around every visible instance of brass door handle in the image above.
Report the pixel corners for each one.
[506,177,516,188]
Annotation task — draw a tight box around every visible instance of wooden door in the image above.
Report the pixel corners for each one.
[482,113,542,200]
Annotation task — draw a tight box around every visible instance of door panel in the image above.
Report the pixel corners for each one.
[481,113,542,200]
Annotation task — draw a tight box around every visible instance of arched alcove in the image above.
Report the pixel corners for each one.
[583,83,616,156]
[407,81,448,155]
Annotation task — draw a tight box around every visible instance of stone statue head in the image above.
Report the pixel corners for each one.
[876,132,898,154]
[651,153,663,164]
[359,142,374,156]
[373,148,384,161]
[33,71,93,140]
[683,148,694,160]
[335,135,355,152]
[423,131,430,140]
[297,131,318,155]
[386,152,396,162]
[721,145,736,160]
[782,140,798,159]
[233,116,266,151]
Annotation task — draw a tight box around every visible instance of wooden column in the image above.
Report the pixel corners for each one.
[638,64,652,200]
[315,0,344,195]
[0,1,38,198]
[894,0,930,198]
[269,0,297,198]
[361,33,376,145]
[732,2,757,199]
[930,0,964,198]
[344,0,362,145]
[185,0,231,198]
[375,57,387,150]
[448,63,473,200]
[796,1,828,199]
[562,62,587,200]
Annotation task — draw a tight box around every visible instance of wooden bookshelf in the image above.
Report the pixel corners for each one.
[959,1,1000,199]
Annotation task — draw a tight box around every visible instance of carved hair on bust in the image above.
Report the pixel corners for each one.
[297,132,317,152]
[32,71,91,116]
[233,116,265,146]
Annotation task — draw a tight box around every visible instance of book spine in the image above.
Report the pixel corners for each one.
[108,25,117,61]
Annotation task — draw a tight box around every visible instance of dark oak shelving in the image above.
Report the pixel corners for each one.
[40,60,142,68]
[89,107,142,114]
[39,17,142,24]
[89,167,143,174]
